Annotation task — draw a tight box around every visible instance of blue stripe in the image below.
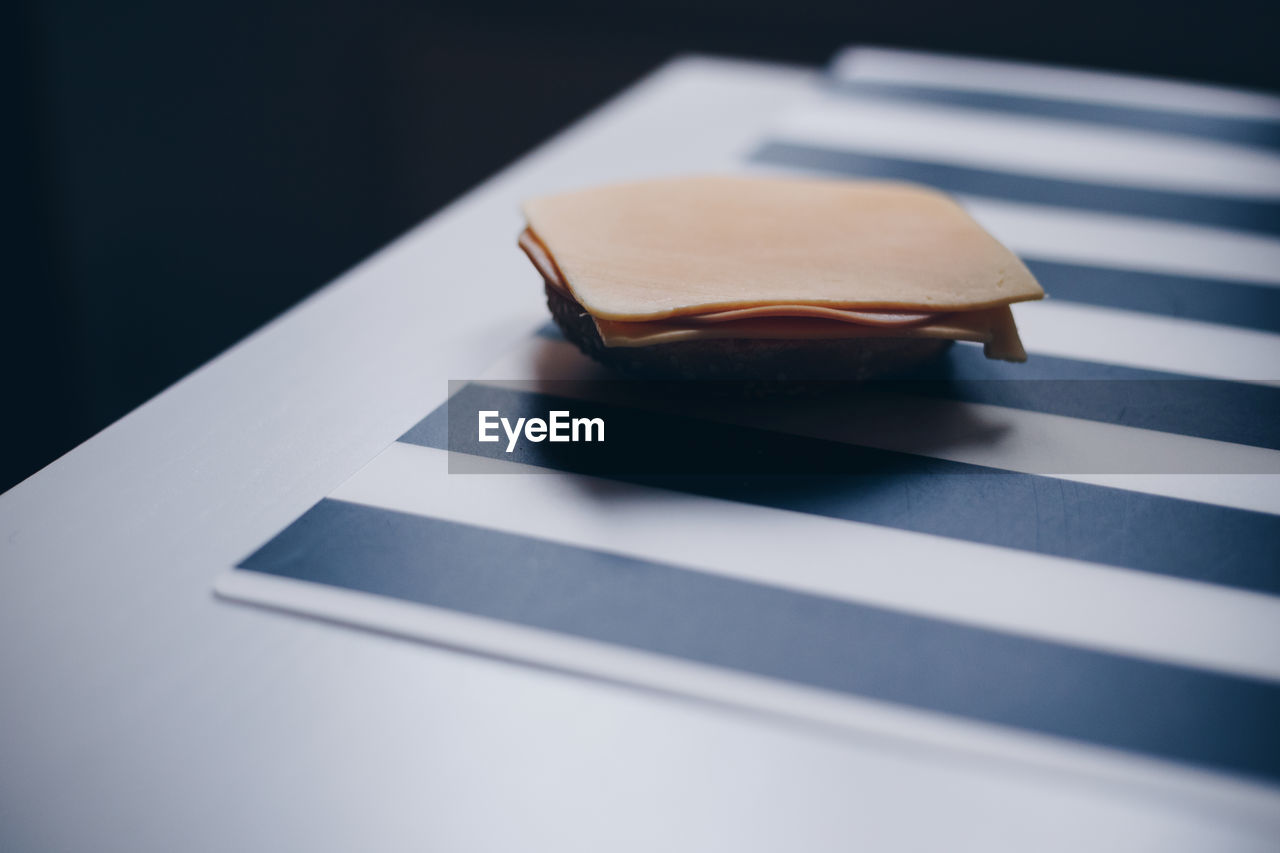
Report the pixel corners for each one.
[535,324,1280,451]
[1024,258,1280,333]
[750,141,1280,236]
[402,384,1280,594]
[925,345,1280,451]
[239,498,1280,784]
[826,79,1280,151]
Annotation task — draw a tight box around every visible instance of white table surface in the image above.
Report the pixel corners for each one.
[2,56,1276,852]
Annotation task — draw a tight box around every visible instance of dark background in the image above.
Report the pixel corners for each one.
[5,0,1278,493]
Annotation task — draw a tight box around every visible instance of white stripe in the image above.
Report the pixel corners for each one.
[964,196,1280,286]
[745,160,1280,286]
[481,336,1280,513]
[1010,300,1280,383]
[832,47,1280,121]
[217,567,1280,815]
[1071,473,1280,515]
[771,97,1280,198]
[332,441,1280,683]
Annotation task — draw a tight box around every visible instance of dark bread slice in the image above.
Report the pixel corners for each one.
[545,282,951,382]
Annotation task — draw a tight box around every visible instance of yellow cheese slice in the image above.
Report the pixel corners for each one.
[521,228,937,329]
[594,306,1028,362]
[523,175,1043,321]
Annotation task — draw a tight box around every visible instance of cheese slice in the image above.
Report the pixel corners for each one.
[519,228,937,329]
[523,175,1043,322]
[594,307,1028,362]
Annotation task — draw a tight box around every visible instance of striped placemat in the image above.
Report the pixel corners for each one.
[222,48,1280,798]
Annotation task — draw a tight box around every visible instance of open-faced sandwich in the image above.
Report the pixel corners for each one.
[519,175,1043,381]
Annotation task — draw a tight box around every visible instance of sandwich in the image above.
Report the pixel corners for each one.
[519,174,1043,381]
